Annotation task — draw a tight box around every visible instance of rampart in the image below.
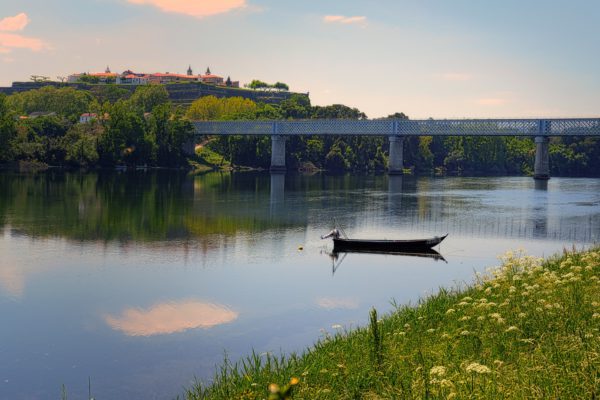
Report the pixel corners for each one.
[0,81,306,105]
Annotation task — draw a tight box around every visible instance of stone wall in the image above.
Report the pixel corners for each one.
[0,81,307,105]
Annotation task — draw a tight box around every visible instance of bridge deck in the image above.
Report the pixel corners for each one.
[193,119,600,137]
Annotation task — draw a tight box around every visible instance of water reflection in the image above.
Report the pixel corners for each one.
[1,172,599,399]
[315,297,359,310]
[0,172,598,245]
[104,300,238,336]
[0,263,25,298]
[270,172,285,216]
[387,175,403,211]
[535,180,549,191]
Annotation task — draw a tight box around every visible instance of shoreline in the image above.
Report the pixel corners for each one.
[185,247,600,399]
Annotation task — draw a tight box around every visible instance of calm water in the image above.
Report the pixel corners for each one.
[0,171,598,399]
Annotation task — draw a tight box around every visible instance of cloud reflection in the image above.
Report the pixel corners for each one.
[105,300,238,336]
[316,297,359,310]
[0,264,25,298]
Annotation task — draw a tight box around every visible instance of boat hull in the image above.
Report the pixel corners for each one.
[333,234,447,253]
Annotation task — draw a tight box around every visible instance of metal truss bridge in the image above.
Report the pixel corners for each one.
[193,118,600,137]
[192,118,600,177]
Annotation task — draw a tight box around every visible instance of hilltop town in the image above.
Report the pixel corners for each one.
[0,65,304,106]
[67,66,240,87]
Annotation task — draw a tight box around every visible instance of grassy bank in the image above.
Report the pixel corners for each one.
[186,248,600,399]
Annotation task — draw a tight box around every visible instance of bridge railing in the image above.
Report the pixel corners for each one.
[193,119,600,137]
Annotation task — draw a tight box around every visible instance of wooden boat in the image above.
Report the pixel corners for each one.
[332,234,447,253]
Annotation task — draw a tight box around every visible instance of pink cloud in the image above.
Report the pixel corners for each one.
[0,33,45,52]
[127,0,246,18]
[0,13,30,32]
[323,15,367,26]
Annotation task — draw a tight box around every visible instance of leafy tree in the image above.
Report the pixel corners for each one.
[7,86,93,120]
[273,82,289,91]
[186,96,224,120]
[78,74,100,84]
[280,94,311,119]
[90,85,131,104]
[0,94,16,162]
[149,104,194,166]
[99,100,149,166]
[247,80,269,90]
[63,123,101,167]
[312,104,367,119]
[130,85,170,113]
[325,144,348,171]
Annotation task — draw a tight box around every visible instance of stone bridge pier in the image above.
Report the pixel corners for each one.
[270,135,287,172]
[388,136,405,175]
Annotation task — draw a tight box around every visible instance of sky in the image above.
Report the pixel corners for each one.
[0,0,599,119]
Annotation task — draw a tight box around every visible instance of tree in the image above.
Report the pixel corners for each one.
[247,80,269,91]
[63,123,101,167]
[91,85,131,104]
[273,82,289,91]
[325,145,348,171]
[130,85,170,113]
[0,94,16,162]
[78,74,100,84]
[99,100,150,166]
[312,104,367,119]
[186,96,224,120]
[7,86,93,120]
[148,104,194,166]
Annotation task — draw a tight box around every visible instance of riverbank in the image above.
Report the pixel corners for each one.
[186,248,600,399]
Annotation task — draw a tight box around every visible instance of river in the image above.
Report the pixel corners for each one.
[0,171,598,399]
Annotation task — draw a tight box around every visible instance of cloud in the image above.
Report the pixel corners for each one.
[477,98,508,106]
[316,297,359,310]
[323,15,367,26]
[104,300,239,336]
[437,72,471,82]
[0,13,47,53]
[0,33,46,52]
[126,0,246,18]
[0,13,30,32]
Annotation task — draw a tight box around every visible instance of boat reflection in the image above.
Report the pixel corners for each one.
[324,248,447,275]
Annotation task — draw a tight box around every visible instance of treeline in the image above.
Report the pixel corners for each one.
[0,85,193,168]
[1,85,599,175]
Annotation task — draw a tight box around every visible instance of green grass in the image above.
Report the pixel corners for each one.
[185,248,600,399]
[195,145,230,169]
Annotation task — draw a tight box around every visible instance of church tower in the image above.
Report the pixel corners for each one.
[187,65,193,76]
[205,67,211,75]
[105,66,111,73]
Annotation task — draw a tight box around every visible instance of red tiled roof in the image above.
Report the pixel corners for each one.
[150,73,198,79]
[90,72,117,77]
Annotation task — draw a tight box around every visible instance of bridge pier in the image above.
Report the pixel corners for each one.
[388,136,404,175]
[534,136,550,180]
[270,135,286,172]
